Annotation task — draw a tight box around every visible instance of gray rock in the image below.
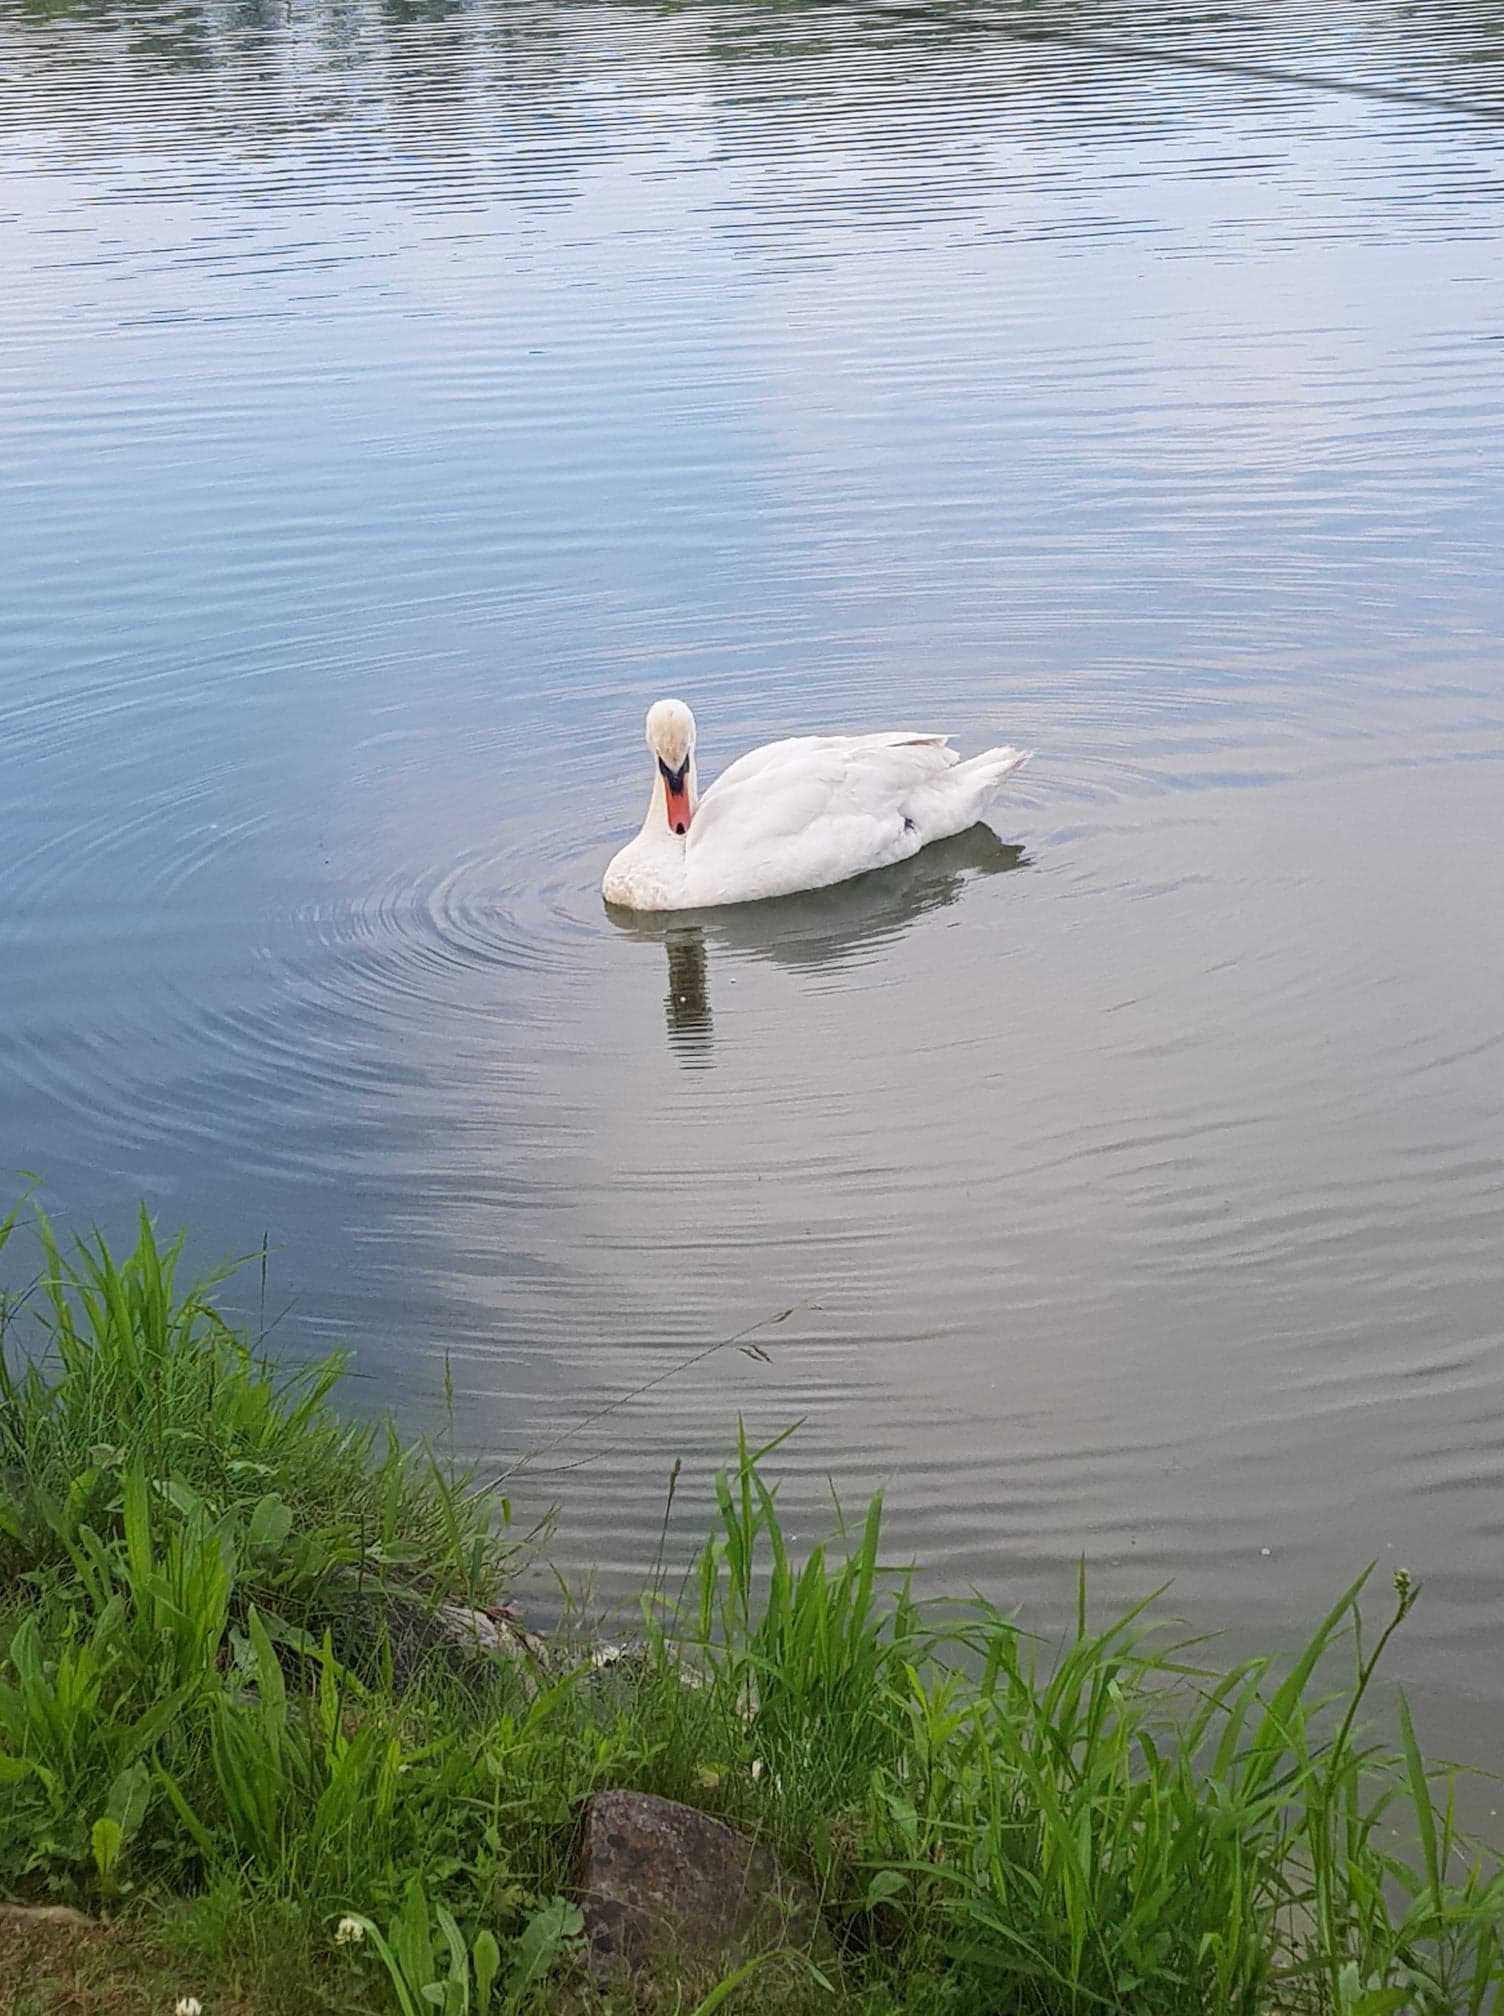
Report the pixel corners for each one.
[0,1902,95,1928]
[430,1597,550,1668]
[319,1570,550,1692]
[572,1788,828,1998]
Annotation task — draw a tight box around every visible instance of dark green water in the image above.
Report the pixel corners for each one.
[3,1,1503,1758]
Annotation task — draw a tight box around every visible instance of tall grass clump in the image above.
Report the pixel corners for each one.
[0,1203,581,2011]
[0,1201,504,1607]
[672,1428,1504,2014]
[1,1199,1502,2016]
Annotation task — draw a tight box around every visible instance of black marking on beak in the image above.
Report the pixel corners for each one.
[659,754,691,835]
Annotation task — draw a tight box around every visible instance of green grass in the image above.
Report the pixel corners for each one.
[1,1200,1502,2016]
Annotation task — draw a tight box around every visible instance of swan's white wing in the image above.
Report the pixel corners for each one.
[683,734,962,903]
[694,735,955,848]
[708,730,953,799]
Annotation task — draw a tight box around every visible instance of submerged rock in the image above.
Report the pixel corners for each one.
[571,1788,828,1998]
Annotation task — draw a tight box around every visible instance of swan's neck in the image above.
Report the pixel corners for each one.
[640,756,700,838]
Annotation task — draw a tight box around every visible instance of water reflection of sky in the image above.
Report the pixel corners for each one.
[2,0,1504,1755]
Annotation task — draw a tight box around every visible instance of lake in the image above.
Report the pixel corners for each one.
[3,0,1502,1760]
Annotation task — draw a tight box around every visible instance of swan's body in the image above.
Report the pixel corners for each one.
[601,699,1030,912]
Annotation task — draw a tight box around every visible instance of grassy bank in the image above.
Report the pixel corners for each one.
[1,1203,1501,2016]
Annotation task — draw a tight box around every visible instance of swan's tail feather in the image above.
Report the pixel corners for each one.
[958,745,1031,790]
[938,745,1031,835]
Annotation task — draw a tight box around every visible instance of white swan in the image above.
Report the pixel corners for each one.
[601,699,1030,912]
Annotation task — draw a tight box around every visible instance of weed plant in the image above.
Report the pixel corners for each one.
[1,1201,1501,2015]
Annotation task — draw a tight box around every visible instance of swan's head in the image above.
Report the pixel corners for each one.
[645,698,696,836]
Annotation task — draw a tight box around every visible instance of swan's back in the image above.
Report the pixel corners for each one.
[709,729,953,796]
[681,731,1020,907]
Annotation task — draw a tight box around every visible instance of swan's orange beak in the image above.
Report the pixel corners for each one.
[660,757,692,836]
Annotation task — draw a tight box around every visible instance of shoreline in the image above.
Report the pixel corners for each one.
[2,1203,1501,2014]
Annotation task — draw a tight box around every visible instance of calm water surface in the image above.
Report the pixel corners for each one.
[4,0,1503,1748]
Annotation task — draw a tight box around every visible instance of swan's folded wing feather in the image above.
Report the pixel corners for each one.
[699,733,956,828]
[689,744,851,855]
[684,735,964,902]
[707,730,954,801]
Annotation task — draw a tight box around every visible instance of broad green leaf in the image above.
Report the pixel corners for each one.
[90,1815,123,1881]
[106,1760,152,1843]
[864,1867,906,1909]
[247,1494,294,1555]
[472,1930,499,2016]
[510,1898,583,1992]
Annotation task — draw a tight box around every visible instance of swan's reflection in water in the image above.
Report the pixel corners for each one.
[663,929,714,1062]
[608,825,1027,1063]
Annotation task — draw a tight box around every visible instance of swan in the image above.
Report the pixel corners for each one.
[601,698,1030,912]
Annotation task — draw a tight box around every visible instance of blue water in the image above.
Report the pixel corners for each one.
[3,0,1503,1757]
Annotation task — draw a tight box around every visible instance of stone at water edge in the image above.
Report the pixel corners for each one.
[571,1788,830,1992]
[0,1903,96,1928]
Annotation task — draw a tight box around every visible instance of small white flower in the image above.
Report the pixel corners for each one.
[335,1917,366,1946]
[176,1999,202,2016]
[750,1759,764,1781]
